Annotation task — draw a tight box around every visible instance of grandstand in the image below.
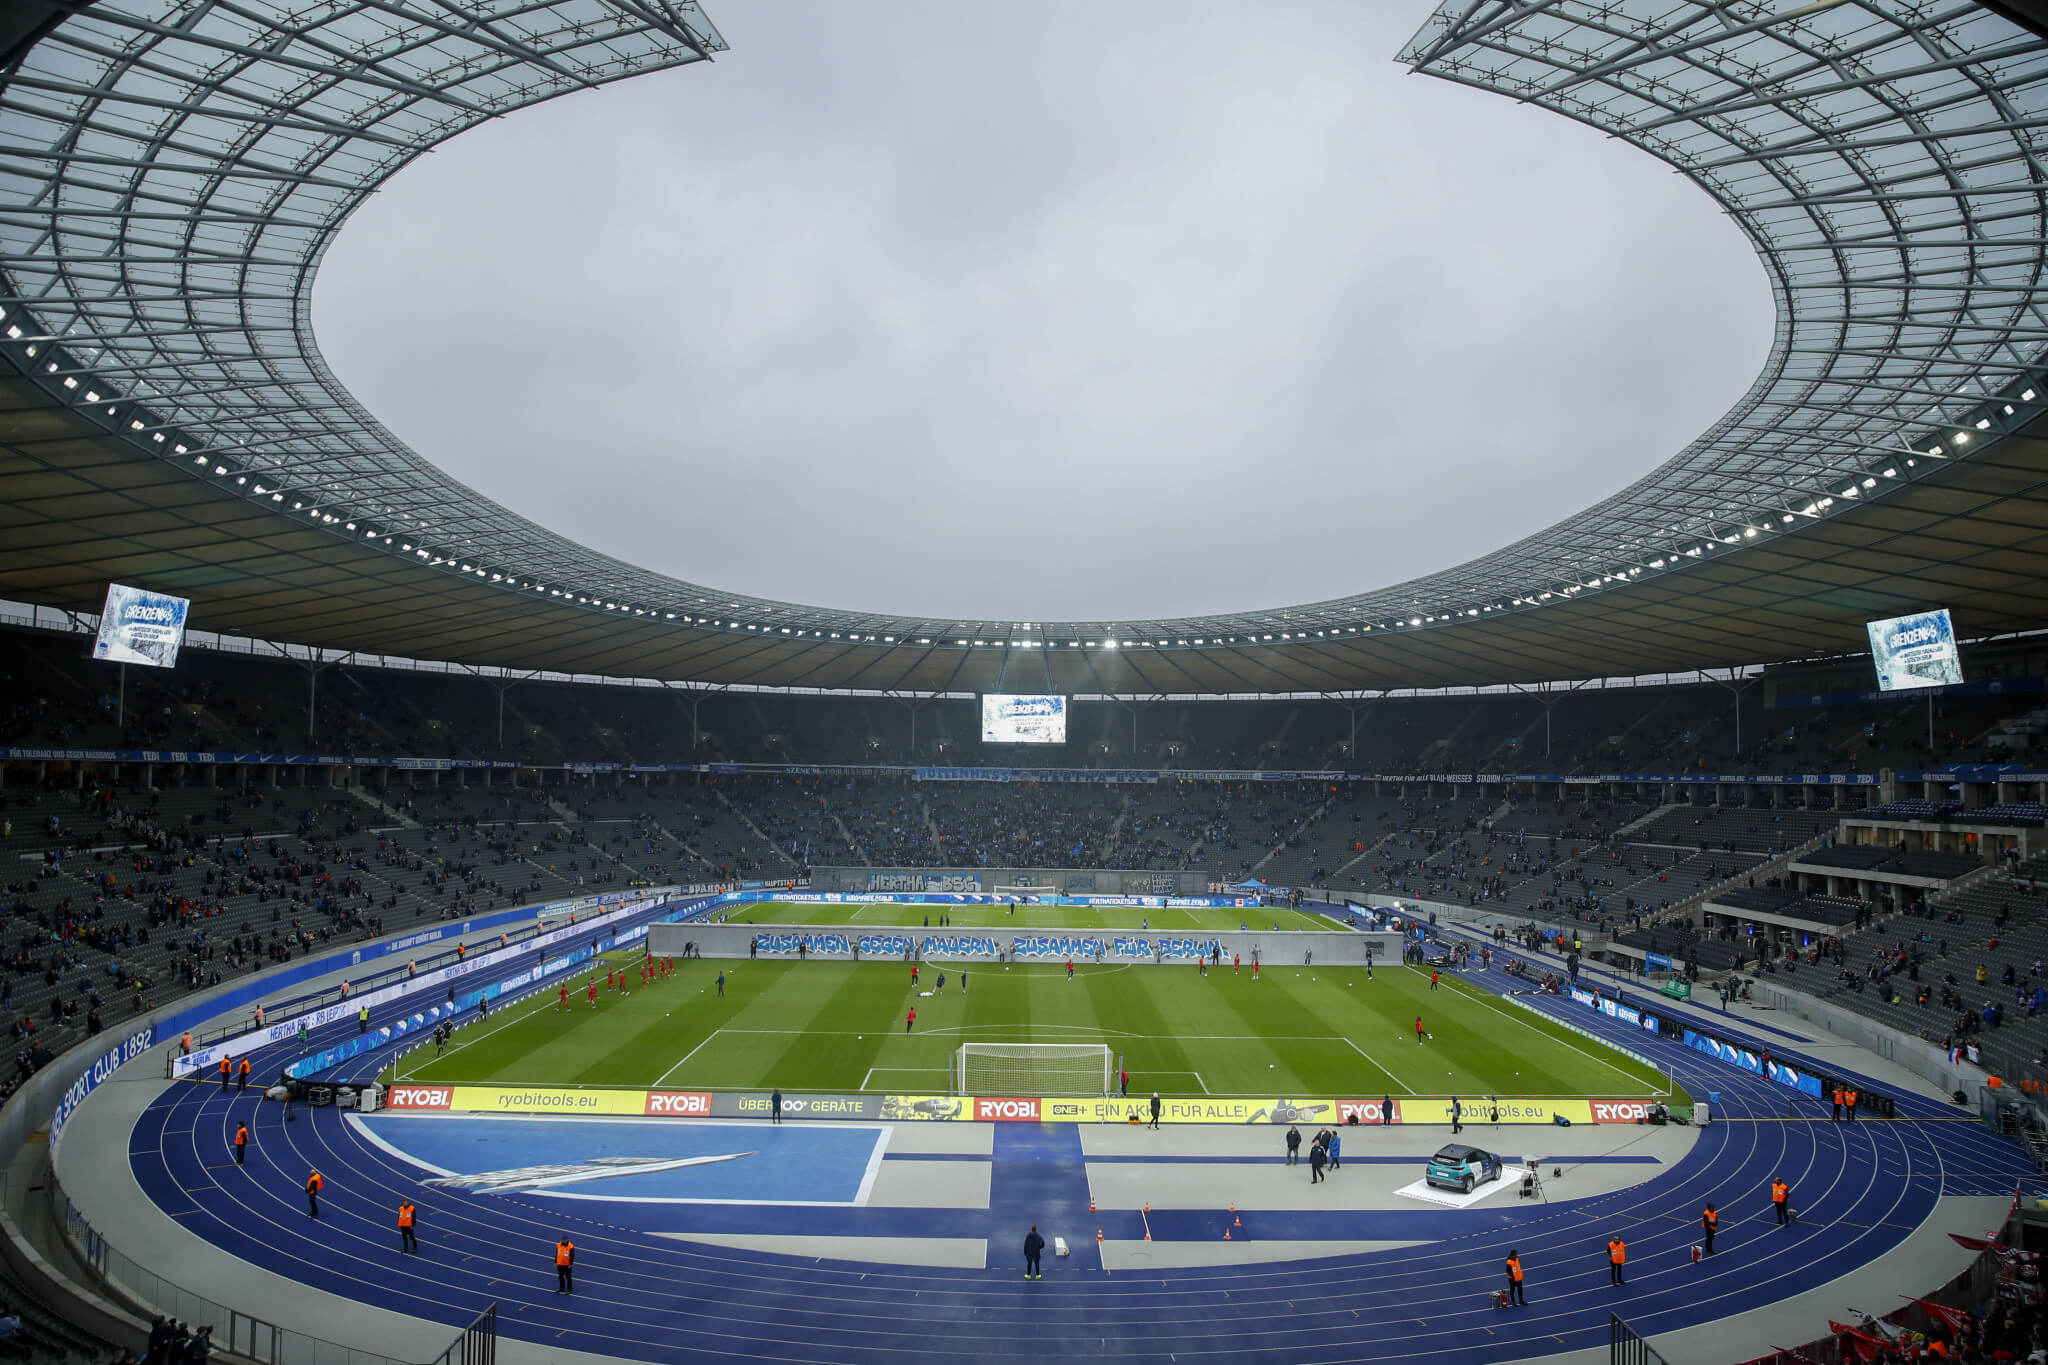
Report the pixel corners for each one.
[1,1,2048,1363]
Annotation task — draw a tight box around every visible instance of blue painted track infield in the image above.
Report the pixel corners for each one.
[111,961,2046,1364]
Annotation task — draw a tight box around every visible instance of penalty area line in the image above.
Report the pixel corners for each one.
[654,1028,724,1088]
[1344,1037,1418,1094]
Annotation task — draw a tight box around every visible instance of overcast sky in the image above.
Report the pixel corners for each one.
[313,0,1771,624]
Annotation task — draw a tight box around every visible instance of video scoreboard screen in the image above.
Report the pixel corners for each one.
[981,694,1068,744]
[1865,608,1963,692]
[91,583,191,668]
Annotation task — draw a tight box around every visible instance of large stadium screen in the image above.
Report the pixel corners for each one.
[91,583,191,668]
[981,694,1068,744]
[1865,608,1963,692]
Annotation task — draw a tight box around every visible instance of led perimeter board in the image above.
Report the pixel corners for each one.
[981,694,1068,744]
[1866,609,1963,692]
[91,584,191,668]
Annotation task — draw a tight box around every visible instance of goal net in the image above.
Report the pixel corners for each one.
[991,885,1057,903]
[956,1043,1112,1097]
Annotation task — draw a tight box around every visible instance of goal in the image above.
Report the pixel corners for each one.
[955,1043,1113,1097]
[991,885,1055,903]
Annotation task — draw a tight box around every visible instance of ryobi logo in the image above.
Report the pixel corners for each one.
[975,1097,1041,1122]
[1591,1100,1654,1123]
[385,1086,452,1110]
[643,1091,712,1116]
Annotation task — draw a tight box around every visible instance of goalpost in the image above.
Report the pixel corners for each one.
[991,885,1055,904]
[956,1043,1113,1097]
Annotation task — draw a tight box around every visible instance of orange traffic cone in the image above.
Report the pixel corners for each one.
[1223,1227,1232,1240]
[1096,1227,1104,1243]
[1234,1211,1243,1228]
[1090,1197,1097,1213]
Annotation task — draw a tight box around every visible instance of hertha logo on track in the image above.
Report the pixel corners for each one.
[384,1086,453,1110]
[643,1091,712,1117]
[975,1097,1040,1122]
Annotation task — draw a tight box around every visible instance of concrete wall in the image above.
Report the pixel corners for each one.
[1747,978,1980,1097]
[652,922,1406,967]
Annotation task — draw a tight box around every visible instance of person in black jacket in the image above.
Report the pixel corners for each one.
[1024,1225,1046,1280]
[1286,1126,1301,1165]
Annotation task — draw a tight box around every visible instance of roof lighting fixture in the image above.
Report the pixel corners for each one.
[1976,419,1991,430]
[1955,432,1971,445]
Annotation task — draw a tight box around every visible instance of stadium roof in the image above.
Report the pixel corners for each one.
[0,0,2045,695]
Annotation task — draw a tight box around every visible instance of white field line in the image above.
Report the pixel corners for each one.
[1437,971,1664,1093]
[715,1028,1348,1041]
[653,1028,724,1087]
[1344,1036,1419,1094]
[861,1066,951,1091]
[1142,1069,1211,1094]
[392,967,600,1076]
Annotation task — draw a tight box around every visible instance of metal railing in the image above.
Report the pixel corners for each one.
[53,1174,490,1365]
[421,1305,496,1365]
[1610,1313,1668,1365]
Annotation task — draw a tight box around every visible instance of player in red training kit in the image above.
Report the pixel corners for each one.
[558,984,569,1011]
[587,980,598,1008]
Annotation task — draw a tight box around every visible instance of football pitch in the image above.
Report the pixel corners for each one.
[387,952,1677,1102]
[712,899,1349,932]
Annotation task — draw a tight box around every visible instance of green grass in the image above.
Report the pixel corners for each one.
[714,899,1348,932]
[386,953,1676,1102]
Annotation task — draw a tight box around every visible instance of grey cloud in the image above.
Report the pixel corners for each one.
[314,1,1772,622]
